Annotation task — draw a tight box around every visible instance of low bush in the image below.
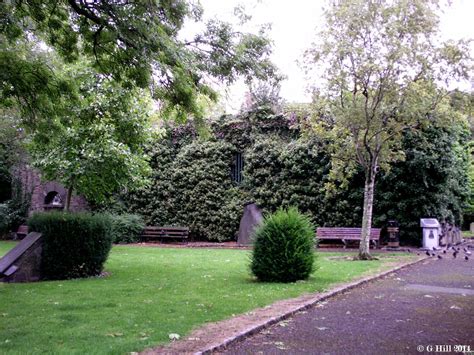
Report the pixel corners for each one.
[28,212,113,280]
[109,213,145,243]
[250,207,316,282]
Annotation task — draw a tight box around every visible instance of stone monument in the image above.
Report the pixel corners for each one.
[0,232,43,282]
[420,218,440,250]
[237,202,263,246]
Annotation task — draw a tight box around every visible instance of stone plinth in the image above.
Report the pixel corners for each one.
[0,232,43,282]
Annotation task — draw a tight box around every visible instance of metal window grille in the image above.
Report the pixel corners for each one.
[231,153,244,183]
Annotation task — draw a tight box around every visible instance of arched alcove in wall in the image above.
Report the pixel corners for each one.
[43,191,63,210]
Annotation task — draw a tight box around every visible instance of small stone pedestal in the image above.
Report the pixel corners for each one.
[420,218,440,250]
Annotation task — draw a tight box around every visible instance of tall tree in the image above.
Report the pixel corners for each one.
[30,64,153,210]
[306,0,471,259]
[1,0,277,124]
[1,1,278,207]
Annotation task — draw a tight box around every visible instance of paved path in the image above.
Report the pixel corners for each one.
[218,253,474,355]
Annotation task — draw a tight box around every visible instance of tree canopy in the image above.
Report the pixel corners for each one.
[30,63,153,209]
[1,0,278,207]
[1,0,277,123]
[305,0,472,259]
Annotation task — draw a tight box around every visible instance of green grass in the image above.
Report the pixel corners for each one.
[462,230,474,238]
[0,242,416,354]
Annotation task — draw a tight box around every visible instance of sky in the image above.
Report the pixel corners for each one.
[186,0,474,112]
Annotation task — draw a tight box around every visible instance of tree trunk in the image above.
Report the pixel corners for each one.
[64,186,73,212]
[357,168,377,260]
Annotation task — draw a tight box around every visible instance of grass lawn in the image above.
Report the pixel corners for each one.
[0,242,417,354]
[462,230,474,238]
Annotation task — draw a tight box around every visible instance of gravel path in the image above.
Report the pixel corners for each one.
[218,251,474,355]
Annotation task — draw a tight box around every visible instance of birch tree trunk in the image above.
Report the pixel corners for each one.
[358,167,377,260]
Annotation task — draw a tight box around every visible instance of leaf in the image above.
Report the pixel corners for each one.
[106,332,124,337]
[168,333,180,341]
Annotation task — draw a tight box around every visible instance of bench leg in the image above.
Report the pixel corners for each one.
[370,240,379,249]
[342,239,347,249]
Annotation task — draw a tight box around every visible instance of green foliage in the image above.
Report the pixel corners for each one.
[126,142,177,226]
[0,204,9,237]
[5,178,30,231]
[375,124,471,244]
[127,140,245,241]
[0,178,30,237]
[28,212,113,280]
[0,242,414,354]
[305,0,471,257]
[171,142,244,241]
[0,108,25,203]
[243,135,359,226]
[0,44,75,127]
[2,1,277,124]
[251,208,316,282]
[30,65,152,208]
[109,213,145,244]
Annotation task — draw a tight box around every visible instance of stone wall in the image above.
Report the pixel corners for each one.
[14,164,88,214]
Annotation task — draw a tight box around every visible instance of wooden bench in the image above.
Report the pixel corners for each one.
[316,227,381,249]
[141,226,189,243]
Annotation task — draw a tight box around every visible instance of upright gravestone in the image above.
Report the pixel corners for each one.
[237,202,263,246]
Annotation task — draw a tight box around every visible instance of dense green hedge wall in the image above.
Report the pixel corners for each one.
[126,142,177,225]
[28,212,113,280]
[244,136,327,223]
[171,142,244,241]
[0,204,9,237]
[126,109,470,245]
[127,140,245,241]
[243,135,364,227]
[375,125,471,245]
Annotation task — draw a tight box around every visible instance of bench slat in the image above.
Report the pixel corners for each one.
[316,227,381,249]
[141,226,189,243]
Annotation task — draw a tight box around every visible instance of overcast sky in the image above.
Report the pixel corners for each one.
[190,0,474,112]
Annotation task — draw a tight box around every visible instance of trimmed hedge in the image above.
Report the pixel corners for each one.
[28,212,113,280]
[250,207,316,282]
[109,213,144,244]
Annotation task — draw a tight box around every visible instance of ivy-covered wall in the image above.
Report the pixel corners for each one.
[127,140,245,241]
[125,108,470,245]
[374,124,471,244]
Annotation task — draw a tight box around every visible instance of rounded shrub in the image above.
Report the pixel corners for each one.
[28,212,113,280]
[250,207,316,282]
[109,213,145,244]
